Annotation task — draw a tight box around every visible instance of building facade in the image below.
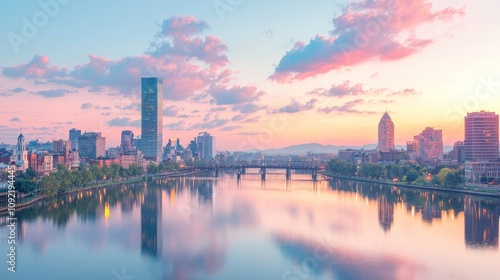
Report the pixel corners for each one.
[141,77,163,162]
[414,127,443,160]
[121,130,134,155]
[465,161,500,183]
[196,132,216,159]
[15,133,28,171]
[378,112,395,152]
[78,132,106,159]
[69,128,81,151]
[464,111,499,162]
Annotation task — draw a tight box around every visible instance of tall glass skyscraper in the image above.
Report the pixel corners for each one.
[141,77,163,162]
[378,112,394,152]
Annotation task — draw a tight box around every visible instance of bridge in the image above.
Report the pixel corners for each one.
[187,161,325,181]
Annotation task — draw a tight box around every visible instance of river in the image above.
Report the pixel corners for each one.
[0,171,499,280]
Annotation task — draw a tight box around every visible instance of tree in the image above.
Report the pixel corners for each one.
[40,173,61,197]
[445,171,465,189]
[406,170,419,183]
[437,168,453,186]
[89,165,102,183]
[147,163,159,174]
[128,164,145,176]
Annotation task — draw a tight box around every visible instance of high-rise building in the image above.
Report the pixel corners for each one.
[69,129,81,151]
[414,127,443,160]
[78,132,106,159]
[464,111,499,161]
[378,112,394,152]
[52,139,71,155]
[196,132,216,159]
[121,130,134,155]
[141,77,163,162]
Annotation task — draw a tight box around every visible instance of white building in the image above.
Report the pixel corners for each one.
[464,161,500,183]
[15,132,28,171]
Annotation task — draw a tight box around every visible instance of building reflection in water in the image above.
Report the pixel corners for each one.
[378,194,394,232]
[464,197,499,248]
[141,186,162,258]
[422,194,441,223]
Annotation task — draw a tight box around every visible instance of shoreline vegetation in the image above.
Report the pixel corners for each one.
[322,159,500,198]
[3,159,500,214]
[0,162,208,214]
[319,172,500,198]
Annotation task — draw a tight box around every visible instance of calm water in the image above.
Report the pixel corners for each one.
[1,171,499,280]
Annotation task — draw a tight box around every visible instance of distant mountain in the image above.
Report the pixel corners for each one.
[246,143,453,155]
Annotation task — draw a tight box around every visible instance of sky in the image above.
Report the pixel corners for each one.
[1,0,500,151]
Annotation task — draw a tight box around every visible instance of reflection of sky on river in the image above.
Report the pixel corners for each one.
[0,174,499,280]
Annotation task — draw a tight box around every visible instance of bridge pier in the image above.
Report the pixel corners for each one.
[260,167,266,181]
[241,168,246,174]
[286,168,291,180]
[237,169,241,180]
[312,170,317,181]
[214,168,219,178]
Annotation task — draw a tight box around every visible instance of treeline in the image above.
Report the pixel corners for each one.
[2,162,180,197]
[326,159,465,189]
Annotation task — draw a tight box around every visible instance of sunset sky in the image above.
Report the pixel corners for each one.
[1,0,500,150]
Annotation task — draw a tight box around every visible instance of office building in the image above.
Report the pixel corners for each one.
[141,77,163,162]
[69,129,81,151]
[52,139,71,155]
[414,127,443,160]
[378,112,394,152]
[121,130,134,155]
[464,111,499,161]
[196,132,216,159]
[78,132,106,159]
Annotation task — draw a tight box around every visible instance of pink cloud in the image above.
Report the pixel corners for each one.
[2,16,249,102]
[270,0,465,82]
[3,55,67,79]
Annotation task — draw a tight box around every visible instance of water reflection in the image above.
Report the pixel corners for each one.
[1,175,500,280]
[464,198,499,248]
[141,187,162,258]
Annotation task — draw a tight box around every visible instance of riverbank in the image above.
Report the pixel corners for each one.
[319,171,500,198]
[0,169,210,215]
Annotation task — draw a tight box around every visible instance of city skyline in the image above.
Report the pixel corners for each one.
[1,0,500,150]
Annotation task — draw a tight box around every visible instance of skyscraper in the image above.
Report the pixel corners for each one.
[69,128,81,151]
[378,112,394,152]
[15,132,28,171]
[464,111,499,161]
[141,77,163,162]
[121,130,134,155]
[196,132,216,159]
[414,127,443,160]
[78,132,106,159]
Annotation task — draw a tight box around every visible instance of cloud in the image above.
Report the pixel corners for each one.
[231,115,245,122]
[388,88,421,97]
[319,99,377,114]
[308,80,365,97]
[34,88,76,98]
[308,81,420,98]
[81,102,92,109]
[190,115,229,129]
[164,120,187,130]
[107,118,140,127]
[0,87,26,96]
[232,103,266,114]
[2,16,257,103]
[115,102,140,111]
[210,107,227,112]
[270,0,465,82]
[177,114,190,119]
[221,125,241,131]
[9,117,21,122]
[211,85,264,105]
[3,55,67,79]
[163,105,180,117]
[81,102,112,110]
[274,99,318,113]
